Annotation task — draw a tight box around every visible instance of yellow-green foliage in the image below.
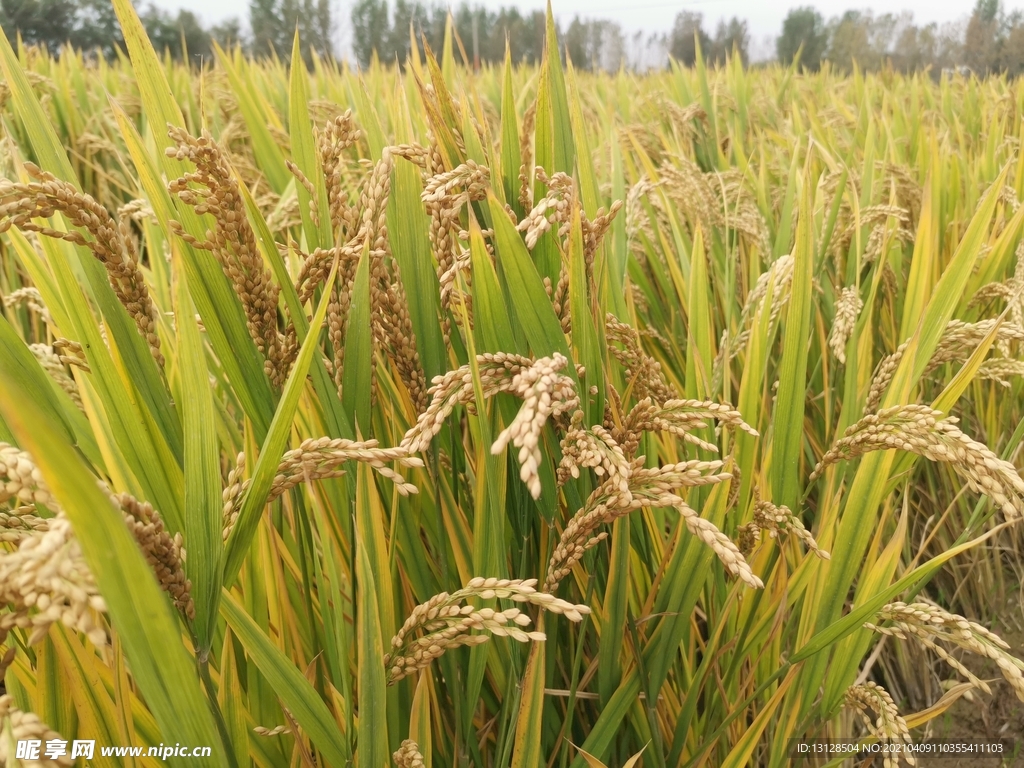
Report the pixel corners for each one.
[1,3,1024,767]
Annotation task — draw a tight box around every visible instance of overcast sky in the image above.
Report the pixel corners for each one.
[152,0,1024,60]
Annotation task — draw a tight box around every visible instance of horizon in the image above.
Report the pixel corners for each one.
[148,0,1024,62]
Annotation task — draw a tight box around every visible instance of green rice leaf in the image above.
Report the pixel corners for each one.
[0,371,225,766]
[174,268,222,651]
[221,593,348,767]
[341,243,373,436]
[771,161,815,510]
[289,31,333,251]
[486,193,573,373]
[222,255,339,584]
[355,538,389,768]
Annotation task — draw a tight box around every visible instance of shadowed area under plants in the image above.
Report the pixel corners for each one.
[1,3,1024,766]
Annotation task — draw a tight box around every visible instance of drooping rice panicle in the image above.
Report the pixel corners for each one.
[166,126,295,387]
[844,682,915,768]
[811,405,1024,518]
[866,602,1024,701]
[0,164,163,364]
[385,577,588,684]
[829,285,863,364]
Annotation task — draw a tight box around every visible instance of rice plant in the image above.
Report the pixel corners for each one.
[1,3,1024,766]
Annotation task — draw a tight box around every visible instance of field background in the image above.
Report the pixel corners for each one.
[2,2,1024,765]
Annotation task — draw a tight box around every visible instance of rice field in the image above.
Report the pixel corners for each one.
[1,2,1024,766]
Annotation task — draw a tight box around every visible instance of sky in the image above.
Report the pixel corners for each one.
[153,0,1024,61]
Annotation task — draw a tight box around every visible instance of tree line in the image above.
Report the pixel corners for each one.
[0,0,241,59]
[773,0,1024,76]
[350,1,546,68]
[0,0,1022,76]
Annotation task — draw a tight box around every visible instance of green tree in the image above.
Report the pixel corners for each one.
[307,0,333,57]
[251,0,332,60]
[1000,11,1024,76]
[777,6,827,70]
[452,3,490,67]
[669,11,708,67]
[826,10,873,71]
[384,0,427,65]
[249,0,283,55]
[350,1,547,70]
[0,0,235,60]
[891,20,938,73]
[480,6,514,62]
[142,5,213,61]
[71,0,124,57]
[502,8,544,65]
[211,17,244,50]
[351,0,389,66]
[964,0,1001,74]
[563,17,623,72]
[709,17,748,65]
[0,0,77,52]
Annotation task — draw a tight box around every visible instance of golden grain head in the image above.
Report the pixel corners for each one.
[3,28,1024,767]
